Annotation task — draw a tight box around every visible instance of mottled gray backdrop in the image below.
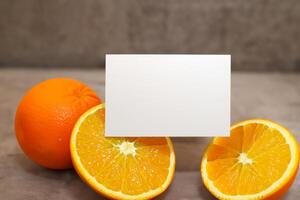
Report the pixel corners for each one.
[0,0,300,70]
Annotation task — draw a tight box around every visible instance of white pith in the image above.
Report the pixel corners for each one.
[115,141,137,157]
[238,152,253,165]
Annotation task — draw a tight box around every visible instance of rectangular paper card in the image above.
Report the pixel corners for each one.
[105,54,231,137]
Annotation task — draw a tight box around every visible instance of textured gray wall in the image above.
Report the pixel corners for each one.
[0,0,300,70]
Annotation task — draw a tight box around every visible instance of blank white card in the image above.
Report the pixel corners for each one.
[105,54,230,137]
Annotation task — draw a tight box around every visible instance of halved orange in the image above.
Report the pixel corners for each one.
[70,104,175,200]
[201,119,299,200]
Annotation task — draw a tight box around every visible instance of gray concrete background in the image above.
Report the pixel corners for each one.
[1,0,300,70]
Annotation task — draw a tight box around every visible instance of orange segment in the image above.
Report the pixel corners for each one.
[201,119,299,200]
[70,104,175,200]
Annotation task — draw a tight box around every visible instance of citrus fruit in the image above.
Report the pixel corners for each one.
[201,119,299,200]
[70,104,175,200]
[15,78,101,169]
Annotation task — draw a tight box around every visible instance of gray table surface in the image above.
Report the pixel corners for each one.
[1,68,300,199]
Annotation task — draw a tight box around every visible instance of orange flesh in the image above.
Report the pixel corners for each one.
[75,109,171,195]
[206,123,291,195]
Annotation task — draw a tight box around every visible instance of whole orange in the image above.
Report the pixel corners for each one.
[15,78,101,169]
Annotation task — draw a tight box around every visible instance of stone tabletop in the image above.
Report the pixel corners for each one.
[1,68,300,199]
